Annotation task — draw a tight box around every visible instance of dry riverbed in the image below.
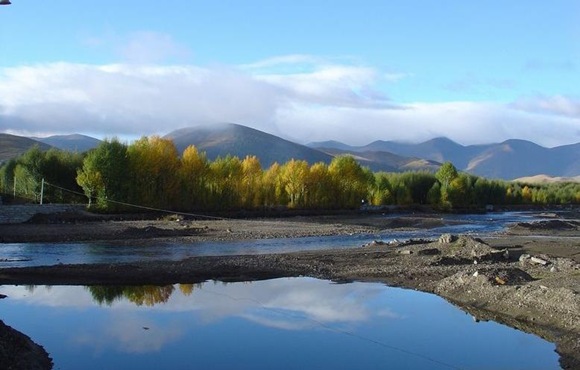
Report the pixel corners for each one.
[0,210,579,369]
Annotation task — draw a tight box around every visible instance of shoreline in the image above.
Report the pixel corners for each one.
[0,210,579,368]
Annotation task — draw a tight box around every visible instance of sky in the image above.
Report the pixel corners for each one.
[0,1,579,147]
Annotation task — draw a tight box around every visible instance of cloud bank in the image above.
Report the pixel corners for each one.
[1,57,578,147]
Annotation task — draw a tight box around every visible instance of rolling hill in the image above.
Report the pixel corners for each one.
[35,134,101,152]
[0,133,52,163]
[164,123,334,167]
[2,123,578,180]
[164,123,442,172]
[309,138,580,180]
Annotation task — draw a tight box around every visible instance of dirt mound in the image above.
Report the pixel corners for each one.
[514,219,579,231]
[0,320,52,370]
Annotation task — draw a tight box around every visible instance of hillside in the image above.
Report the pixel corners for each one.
[0,134,52,163]
[317,148,440,173]
[2,123,577,180]
[309,138,580,180]
[35,134,101,152]
[165,123,334,167]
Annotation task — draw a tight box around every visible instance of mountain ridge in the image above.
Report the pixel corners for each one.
[1,123,578,180]
[308,137,580,180]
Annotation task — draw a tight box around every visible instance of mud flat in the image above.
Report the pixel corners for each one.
[0,210,579,368]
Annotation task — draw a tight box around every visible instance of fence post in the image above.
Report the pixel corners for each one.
[40,178,44,205]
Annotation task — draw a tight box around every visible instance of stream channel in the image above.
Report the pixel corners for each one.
[0,212,563,369]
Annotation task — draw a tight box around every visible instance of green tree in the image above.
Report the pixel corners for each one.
[76,139,130,210]
[435,162,458,188]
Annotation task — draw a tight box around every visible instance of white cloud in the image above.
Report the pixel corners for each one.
[0,57,578,147]
[511,95,580,118]
[117,31,193,64]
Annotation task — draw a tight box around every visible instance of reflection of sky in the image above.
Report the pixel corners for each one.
[0,278,560,370]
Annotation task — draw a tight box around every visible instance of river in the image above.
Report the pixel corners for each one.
[0,211,544,268]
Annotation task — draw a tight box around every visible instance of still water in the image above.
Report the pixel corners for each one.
[0,278,559,370]
[0,212,543,268]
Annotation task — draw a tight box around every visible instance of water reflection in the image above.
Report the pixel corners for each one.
[87,285,180,306]
[1,278,559,370]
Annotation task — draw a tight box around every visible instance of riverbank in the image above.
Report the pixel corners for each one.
[0,210,579,368]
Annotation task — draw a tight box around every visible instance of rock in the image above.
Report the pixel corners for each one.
[502,249,510,260]
[416,248,441,256]
[362,240,387,247]
[438,233,455,244]
[0,294,6,299]
[531,256,548,266]
[519,254,531,263]
[550,266,559,273]
[398,249,413,255]
[472,271,479,277]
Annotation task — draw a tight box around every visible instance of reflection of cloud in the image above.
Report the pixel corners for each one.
[3,278,402,336]
[191,278,379,328]
[1,285,95,307]
[239,312,315,331]
[74,313,183,354]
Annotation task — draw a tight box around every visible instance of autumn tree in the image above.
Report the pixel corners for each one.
[240,155,264,208]
[328,156,373,208]
[179,145,210,210]
[280,159,309,208]
[208,155,243,209]
[305,162,333,208]
[262,162,286,207]
[127,136,181,209]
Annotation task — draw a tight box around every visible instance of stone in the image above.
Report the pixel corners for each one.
[438,233,455,244]
[519,254,531,262]
[531,257,548,266]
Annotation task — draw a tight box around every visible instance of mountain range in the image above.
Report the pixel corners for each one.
[309,137,580,180]
[1,123,578,181]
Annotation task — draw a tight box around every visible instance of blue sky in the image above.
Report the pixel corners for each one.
[0,1,579,146]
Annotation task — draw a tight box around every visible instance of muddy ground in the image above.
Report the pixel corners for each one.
[0,209,579,369]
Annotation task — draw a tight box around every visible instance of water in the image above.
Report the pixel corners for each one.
[0,212,543,268]
[0,278,559,370]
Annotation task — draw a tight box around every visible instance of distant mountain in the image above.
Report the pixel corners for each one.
[0,133,52,163]
[464,140,580,179]
[165,123,333,167]
[35,134,101,152]
[514,175,580,184]
[317,148,440,173]
[165,123,444,173]
[309,138,580,180]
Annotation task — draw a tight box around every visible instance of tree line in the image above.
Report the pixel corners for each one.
[1,137,579,211]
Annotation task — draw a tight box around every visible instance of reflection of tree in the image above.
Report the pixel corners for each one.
[87,284,206,306]
[178,283,195,296]
[87,285,176,307]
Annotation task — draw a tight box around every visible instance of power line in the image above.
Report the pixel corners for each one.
[200,285,465,370]
[42,180,227,221]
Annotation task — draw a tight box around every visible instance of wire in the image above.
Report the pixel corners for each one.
[42,180,227,220]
